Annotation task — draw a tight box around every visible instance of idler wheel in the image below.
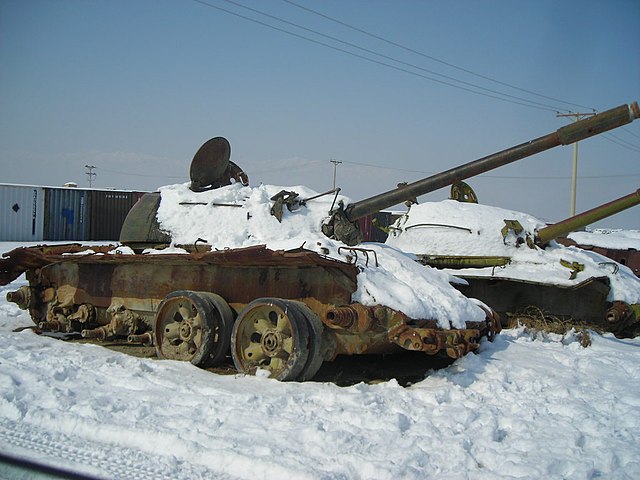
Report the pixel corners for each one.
[154,290,233,367]
[231,298,310,381]
[287,301,325,381]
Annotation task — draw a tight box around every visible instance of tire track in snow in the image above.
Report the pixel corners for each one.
[0,419,234,480]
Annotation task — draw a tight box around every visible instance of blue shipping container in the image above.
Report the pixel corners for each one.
[44,187,90,241]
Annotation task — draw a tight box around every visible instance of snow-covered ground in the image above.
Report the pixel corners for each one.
[2,187,640,479]
[1,270,640,479]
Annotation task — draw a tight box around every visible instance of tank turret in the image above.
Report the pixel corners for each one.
[120,136,248,249]
[384,189,640,336]
[414,190,640,270]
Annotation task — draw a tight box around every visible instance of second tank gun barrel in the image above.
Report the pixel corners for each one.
[536,188,640,246]
[344,102,640,222]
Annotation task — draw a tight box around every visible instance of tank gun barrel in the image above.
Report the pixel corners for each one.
[345,102,640,222]
[536,189,640,246]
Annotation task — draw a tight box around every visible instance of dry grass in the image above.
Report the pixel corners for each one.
[507,306,594,347]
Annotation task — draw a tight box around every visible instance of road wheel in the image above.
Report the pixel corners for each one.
[231,298,309,381]
[154,290,233,367]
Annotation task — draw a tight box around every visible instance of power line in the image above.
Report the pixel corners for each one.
[251,159,325,175]
[89,159,640,183]
[481,173,640,180]
[224,0,640,143]
[601,132,640,153]
[281,0,595,113]
[620,126,640,140]
[192,0,566,113]
[218,0,569,113]
[96,166,186,180]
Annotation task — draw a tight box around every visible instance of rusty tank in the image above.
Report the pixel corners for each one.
[389,189,640,337]
[0,140,498,382]
[2,101,638,380]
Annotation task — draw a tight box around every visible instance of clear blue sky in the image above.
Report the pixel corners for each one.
[1,0,639,228]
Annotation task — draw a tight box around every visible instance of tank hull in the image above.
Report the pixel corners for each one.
[454,275,609,323]
[454,274,639,337]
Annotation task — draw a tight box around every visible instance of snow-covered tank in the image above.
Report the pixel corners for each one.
[386,192,640,336]
[2,102,638,379]
[0,140,498,382]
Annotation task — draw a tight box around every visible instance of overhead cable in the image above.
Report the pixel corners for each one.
[281,0,595,112]
[601,133,640,154]
[218,0,569,113]
[192,0,566,113]
[97,167,186,180]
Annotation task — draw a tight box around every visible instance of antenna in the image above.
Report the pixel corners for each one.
[330,159,342,190]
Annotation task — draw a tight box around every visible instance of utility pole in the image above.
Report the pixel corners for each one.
[85,165,96,188]
[556,112,595,216]
[330,159,342,190]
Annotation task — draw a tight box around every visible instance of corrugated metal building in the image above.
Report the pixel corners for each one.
[0,183,45,241]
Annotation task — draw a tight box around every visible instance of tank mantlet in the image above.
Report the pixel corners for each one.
[119,192,171,250]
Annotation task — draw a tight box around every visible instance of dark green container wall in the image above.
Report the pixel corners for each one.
[44,188,90,241]
[89,191,145,240]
